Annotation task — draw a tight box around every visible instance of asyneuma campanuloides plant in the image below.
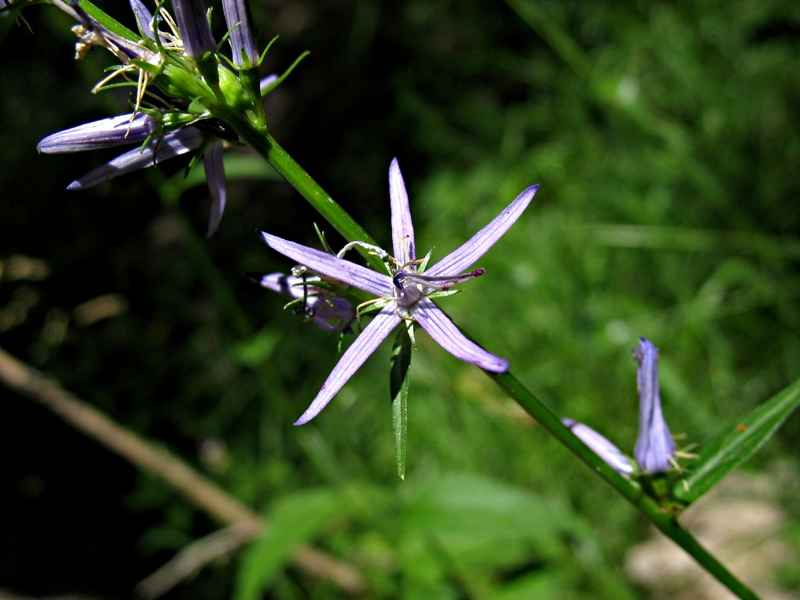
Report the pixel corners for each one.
[5,1,789,599]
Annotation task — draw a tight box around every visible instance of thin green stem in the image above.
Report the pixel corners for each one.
[220,111,760,600]
[490,371,758,600]
[216,107,385,273]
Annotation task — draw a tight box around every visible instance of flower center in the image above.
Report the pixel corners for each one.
[392,264,486,308]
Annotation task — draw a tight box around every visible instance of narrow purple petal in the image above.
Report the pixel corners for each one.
[37,113,158,154]
[412,298,509,372]
[258,232,392,298]
[67,127,204,190]
[172,0,215,59]
[129,0,155,39]
[563,418,634,475]
[295,307,400,424]
[222,0,259,69]
[633,338,675,473]
[259,74,278,93]
[426,184,538,277]
[203,140,227,237]
[389,158,416,263]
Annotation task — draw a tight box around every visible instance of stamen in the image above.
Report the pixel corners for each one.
[337,241,389,261]
[394,268,485,292]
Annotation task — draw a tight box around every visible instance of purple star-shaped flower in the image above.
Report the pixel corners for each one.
[259,159,538,425]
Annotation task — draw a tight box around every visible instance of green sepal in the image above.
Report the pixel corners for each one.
[313,224,336,255]
[197,55,221,97]
[77,0,139,43]
[390,326,413,480]
[129,58,161,77]
[356,299,391,316]
[153,61,216,104]
[426,289,463,300]
[417,248,434,273]
[260,50,310,96]
[93,81,138,92]
[674,376,800,504]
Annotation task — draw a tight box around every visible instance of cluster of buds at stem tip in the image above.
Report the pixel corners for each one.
[35,1,297,236]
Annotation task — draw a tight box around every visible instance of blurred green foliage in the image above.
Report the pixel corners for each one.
[1,0,800,598]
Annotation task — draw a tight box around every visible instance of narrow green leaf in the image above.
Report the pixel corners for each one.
[390,326,412,480]
[675,376,800,504]
[77,0,140,43]
[234,489,344,600]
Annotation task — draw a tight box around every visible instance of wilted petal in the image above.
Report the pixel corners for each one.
[253,272,355,331]
[258,232,392,298]
[203,140,226,237]
[67,127,204,190]
[38,113,158,154]
[222,0,259,69]
[172,0,215,59]
[389,158,416,263]
[426,184,538,277]
[633,338,675,473]
[254,272,303,297]
[129,0,155,39]
[295,307,400,424]
[412,297,509,372]
[259,74,278,94]
[311,297,356,331]
[563,418,634,475]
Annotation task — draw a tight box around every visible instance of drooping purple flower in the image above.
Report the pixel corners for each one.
[37,115,231,236]
[259,158,538,424]
[37,113,159,153]
[172,0,216,60]
[251,273,356,332]
[633,338,676,473]
[222,0,259,69]
[61,126,204,190]
[562,418,634,475]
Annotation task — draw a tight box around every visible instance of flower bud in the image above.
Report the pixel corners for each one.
[222,0,259,69]
[172,0,215,59]
[633,338,676,473]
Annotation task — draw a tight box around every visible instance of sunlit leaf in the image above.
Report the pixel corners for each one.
[390,326,412,480]
[234,489,344,600]
[675,377,800,504]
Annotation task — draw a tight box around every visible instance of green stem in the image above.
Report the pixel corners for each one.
[221,113,759,600]
[216,108,385,273]
[490,371,759,600]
